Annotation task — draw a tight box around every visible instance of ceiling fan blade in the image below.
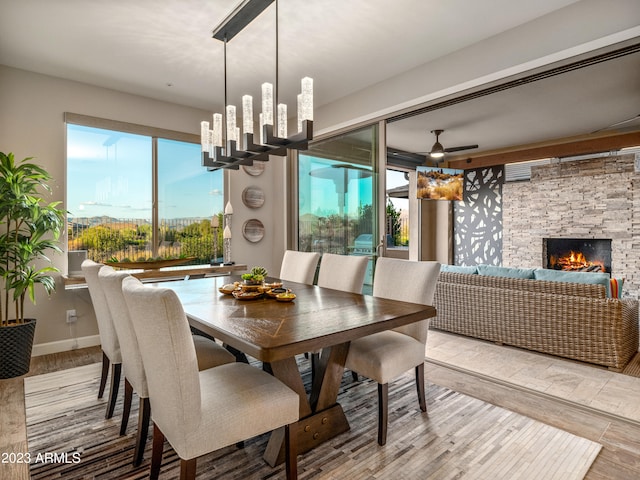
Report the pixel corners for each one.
[444,144,479,153]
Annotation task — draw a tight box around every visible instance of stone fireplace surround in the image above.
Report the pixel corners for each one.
[502,153,640,297]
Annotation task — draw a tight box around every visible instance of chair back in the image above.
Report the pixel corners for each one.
[372,258,440,344]
[81,259,121,362]
[122,276,201,434]
[317,253,368,294]
[98,266,148,397]
[279,250,320,284]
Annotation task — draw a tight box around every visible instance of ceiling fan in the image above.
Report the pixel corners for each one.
[418,129,479,162]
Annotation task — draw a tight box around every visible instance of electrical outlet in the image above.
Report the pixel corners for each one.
[66,309,77,324]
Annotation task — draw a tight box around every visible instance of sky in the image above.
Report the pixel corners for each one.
[66,124,223,220]
[67,124,407,223]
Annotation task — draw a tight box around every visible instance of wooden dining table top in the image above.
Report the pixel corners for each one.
[154,275,437,363]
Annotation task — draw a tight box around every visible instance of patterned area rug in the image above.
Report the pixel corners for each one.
[24,362,601,479]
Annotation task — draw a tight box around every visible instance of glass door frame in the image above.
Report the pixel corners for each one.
[289,120,388,279]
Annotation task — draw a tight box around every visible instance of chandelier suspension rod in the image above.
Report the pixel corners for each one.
[224,35,228,137]
[202,0,313,171]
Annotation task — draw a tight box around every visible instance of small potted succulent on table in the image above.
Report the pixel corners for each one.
[241,266,267,287]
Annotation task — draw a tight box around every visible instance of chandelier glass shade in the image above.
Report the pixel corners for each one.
[200,0,313,171]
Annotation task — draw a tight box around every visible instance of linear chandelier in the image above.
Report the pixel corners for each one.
[200,0,313,171]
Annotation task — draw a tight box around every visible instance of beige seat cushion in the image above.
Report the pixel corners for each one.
[170,362,299,460]
[345,330,426,385]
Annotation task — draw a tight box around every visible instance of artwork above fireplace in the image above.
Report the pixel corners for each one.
[543,238,612,274]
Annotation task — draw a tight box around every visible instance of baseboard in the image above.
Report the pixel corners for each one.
[32,335,101,357]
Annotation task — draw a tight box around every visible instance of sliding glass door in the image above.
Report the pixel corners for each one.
[297,125,379,286]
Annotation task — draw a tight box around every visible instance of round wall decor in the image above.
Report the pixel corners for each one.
[242,219,265,243]
[243,162,266,176]
[242,186,265,209]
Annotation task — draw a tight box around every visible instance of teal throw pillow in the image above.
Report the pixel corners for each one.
[440,265,478,274]
[477,265,536,279]
[533,269,612,297]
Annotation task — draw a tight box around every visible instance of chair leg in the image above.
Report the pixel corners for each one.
[180,458,197,480]
[377,383,388,446]
[151,423,164,480]
[284,423,298,480]
[98,351,109,399]
[120,379,133,435]
[105,363,122,419]
[351,371,358,382]
[415,363,427,413]
[133,397,151,467]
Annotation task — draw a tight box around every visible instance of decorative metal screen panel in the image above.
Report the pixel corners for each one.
[454,166,504,266]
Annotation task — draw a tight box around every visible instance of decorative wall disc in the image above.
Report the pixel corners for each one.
[242,186,265,209]
[242,219,265,243]
[242,162,266,176]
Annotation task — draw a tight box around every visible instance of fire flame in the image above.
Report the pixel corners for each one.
[549,251,605,272]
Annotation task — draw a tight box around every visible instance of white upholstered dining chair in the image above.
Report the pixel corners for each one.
[316,253,368,293]
[345,257,440,446]
[81,259,122,419]
[121,276,300,480]
[98,266,235,466]
[279,250,320,284]
[311,253,369,377]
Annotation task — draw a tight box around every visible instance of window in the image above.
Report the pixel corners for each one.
[66,119,223,265]
[297,125,378,286]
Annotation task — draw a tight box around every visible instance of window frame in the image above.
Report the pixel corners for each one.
[64,112,223,261]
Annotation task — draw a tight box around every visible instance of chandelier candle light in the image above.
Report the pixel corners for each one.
[201,0,313,171]
[223,225,233,265]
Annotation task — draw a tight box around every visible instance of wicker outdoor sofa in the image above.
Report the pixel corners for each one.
[432,271,639,371]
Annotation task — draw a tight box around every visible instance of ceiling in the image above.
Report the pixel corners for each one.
[1,0,639,161]
[387,45,640,165]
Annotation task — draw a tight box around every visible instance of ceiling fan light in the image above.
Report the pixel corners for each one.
[430,141,445,158]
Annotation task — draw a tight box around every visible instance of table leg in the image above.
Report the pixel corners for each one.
[264,342,351,467]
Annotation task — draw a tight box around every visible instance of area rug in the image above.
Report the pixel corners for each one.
[25,362,601,480]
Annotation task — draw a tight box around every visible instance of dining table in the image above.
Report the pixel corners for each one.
[155,274,437,466]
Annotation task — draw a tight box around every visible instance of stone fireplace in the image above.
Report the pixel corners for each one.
[543,238,612,274]
[502,153,640,297]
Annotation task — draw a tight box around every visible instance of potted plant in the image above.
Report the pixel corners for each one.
[241,266,268,285]
[0,152,65,379]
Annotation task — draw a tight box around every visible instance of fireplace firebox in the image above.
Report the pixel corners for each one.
[543,238,612,274]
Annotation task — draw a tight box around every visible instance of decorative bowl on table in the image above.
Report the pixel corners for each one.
[266,287,287,298]
[275,292,296,302]
[232,290,264,301]
[241,283,263,292]
[219,283,241,295]
[264,281,283,289]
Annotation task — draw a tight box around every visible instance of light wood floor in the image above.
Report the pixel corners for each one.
[0,346,103,480]
[425,331,640,480]
[2,336,640,479]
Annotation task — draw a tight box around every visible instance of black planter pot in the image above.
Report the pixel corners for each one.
[0,319,36,379]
